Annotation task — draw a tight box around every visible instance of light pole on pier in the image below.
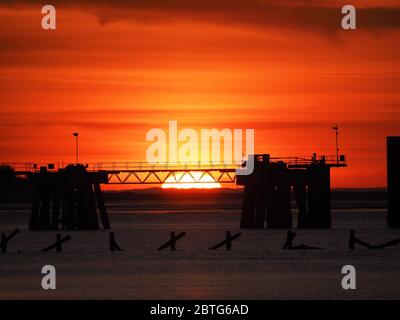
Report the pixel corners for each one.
[332,125,339,164]
[73,132,79,164]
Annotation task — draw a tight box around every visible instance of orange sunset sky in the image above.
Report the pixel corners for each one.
[0,0,400,188]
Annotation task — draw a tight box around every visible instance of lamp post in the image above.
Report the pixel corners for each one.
[332,125,339,163]
[73,132,79,165]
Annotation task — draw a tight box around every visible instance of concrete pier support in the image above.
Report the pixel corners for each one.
[94,183,111,229]
[240,185,256,228]
[306,165,331,228]
[50,187,61,230]
[73,171,99,230]
[293,182,307,228]
[28,165,110,231]
[255,188,266,228]
[387,137,400,228]
[29,174,55,231]
[38,186,51,230]
[237,154,335,230]
[238,157,293,229]
[29,184,41,230]
[267,182,292,229]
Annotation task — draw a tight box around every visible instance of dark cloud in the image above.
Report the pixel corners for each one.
[1,0,399,33]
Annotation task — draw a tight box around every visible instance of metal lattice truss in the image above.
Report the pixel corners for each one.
[3,155,346,185]
[106,169,236,184]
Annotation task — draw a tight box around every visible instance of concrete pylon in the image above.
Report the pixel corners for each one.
[387,137,400,228]
[29,165,110,231]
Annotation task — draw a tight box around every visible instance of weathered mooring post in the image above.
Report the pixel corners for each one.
[29,164,110,231]
[387,137,400,228]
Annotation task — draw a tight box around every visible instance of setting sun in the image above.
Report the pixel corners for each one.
[162,171,221,189]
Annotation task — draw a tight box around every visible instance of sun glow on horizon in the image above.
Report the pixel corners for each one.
[162,171,221,189]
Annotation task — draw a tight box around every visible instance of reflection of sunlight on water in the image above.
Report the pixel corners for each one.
[162,171,221,189]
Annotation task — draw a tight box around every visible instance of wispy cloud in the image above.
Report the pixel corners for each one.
[1,0,400,33]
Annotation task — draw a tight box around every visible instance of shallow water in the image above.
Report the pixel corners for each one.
[0,200,399,299]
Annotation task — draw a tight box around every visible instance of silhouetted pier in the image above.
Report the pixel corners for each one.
[8,161,239,230]
[5,161,240,231]
[29,164,110,230]
[3,155,347,230]
[237,154,346,229]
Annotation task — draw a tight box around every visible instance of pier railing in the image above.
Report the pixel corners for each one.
[1,154,346,176]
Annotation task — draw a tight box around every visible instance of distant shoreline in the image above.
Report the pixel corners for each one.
[0,186,387,209]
